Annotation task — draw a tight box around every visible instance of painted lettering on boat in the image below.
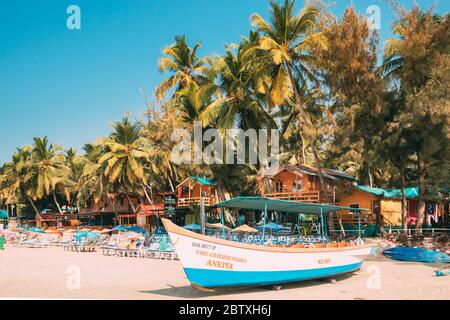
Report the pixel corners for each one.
[206,259,233,270]
[318,258,331,265]
[195,249,247,264]
[192,241,216,251]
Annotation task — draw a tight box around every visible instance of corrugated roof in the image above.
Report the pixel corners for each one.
[383,187,419,199]
[215,196,367,215]
[355,185,419,199]
[355,185,386,196]
[190,176,215,186]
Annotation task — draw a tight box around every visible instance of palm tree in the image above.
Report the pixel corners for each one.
[200,44,276,131]
[29,137,69,213]
[64,148,87,210]
[156,35,209,99]
[0,146,40,214]
[249,0,328,197]
[97,118,151,213]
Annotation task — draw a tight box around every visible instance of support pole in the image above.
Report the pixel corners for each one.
[320,207,325,243]
[262,202,268,242]
[220,207,225,239]
[357,209,361,239]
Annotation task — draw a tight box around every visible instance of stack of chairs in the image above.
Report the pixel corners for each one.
[142,235,178,260]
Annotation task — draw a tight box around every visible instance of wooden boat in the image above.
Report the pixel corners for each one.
[382,247,450,263]
[161,218,378,289]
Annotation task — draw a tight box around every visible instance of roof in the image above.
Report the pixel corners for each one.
[355,185,385,196]
[259,163,355,181]
[354,185,419,199]
[0,210,7,219]
[177,176,215,188]
[214,196,367,215]
[384,187,419,199]
[137,204,164,212]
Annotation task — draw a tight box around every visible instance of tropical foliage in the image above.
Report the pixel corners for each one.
[0,1,448,230]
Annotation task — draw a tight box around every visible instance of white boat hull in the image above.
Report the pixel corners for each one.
[162,219,378,288]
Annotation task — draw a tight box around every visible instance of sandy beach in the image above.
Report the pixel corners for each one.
[0,245,448,300]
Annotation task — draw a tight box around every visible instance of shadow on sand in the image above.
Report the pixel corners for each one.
[139,273,356,299]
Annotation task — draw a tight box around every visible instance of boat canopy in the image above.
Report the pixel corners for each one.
[214,196,367,215]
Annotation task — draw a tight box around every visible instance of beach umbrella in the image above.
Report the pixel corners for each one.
[100,228,112,234]
[182,223,201,231]
[75,231,99,241]
[64,229,77,233]
[112,225,128,232]
[206,223,231,230]
[26,227,45,233]
[91,230,101,234]
[232,225,259,233]
[80,228,91,232]
[127,226,147,235]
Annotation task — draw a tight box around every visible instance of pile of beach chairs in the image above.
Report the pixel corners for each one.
[100,234,178,260]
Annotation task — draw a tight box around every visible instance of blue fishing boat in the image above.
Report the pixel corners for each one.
[382,247,450,263]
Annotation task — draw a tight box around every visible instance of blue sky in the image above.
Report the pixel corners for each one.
[0,0,448,165]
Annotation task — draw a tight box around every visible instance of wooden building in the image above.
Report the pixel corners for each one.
[335,186,445,227]
[258,163,355,203]
[176,176,219,208]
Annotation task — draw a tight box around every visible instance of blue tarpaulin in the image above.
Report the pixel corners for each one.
[127,226,147,235]
[183,224,201,231]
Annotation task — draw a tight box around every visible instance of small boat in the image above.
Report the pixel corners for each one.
[382,247,450,263]
[161,196,379,290]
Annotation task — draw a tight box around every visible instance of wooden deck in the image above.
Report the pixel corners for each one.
[262,190,323,203]
[177,197,214,208]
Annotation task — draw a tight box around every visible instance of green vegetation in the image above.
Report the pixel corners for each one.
[0,1,448,231]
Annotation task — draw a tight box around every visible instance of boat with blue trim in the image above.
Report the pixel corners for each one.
[162,197,379,290]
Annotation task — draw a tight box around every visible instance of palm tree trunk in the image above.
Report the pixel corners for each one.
[416,155,426,233]
[53,192,63,214]
[107,196,120,226]
[26,195,39,215]
[142,184,153,204]
[286,64,327,200]
[121,184,138,214]
[401,174,408,234]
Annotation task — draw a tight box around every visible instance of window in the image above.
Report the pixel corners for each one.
[292,180,302,192]
[349,203,360,215]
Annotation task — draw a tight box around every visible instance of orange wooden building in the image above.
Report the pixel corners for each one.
[258,163,355,203]
[176,176,219,208]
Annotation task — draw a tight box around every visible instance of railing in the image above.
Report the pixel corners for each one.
[333,214,376,226]
[386,227,450,237]
[177,197,214,208]
[263,190,322,203]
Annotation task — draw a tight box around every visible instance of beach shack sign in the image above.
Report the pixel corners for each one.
[164,194,177,216]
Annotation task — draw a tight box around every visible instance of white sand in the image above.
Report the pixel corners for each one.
[0,246,448,300]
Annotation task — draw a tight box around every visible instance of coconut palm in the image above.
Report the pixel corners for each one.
[96,118,151,213]
[0,146,39,214]
[200,44,276,131]
[156,35,209,99]
[250,0,328,194]
[63,148,87,210]
[28,137,69,213]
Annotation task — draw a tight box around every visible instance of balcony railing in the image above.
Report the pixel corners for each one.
[262,190,322,203]
[177,197,214,208]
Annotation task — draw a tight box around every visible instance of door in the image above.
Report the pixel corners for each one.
[372,200,380,225]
